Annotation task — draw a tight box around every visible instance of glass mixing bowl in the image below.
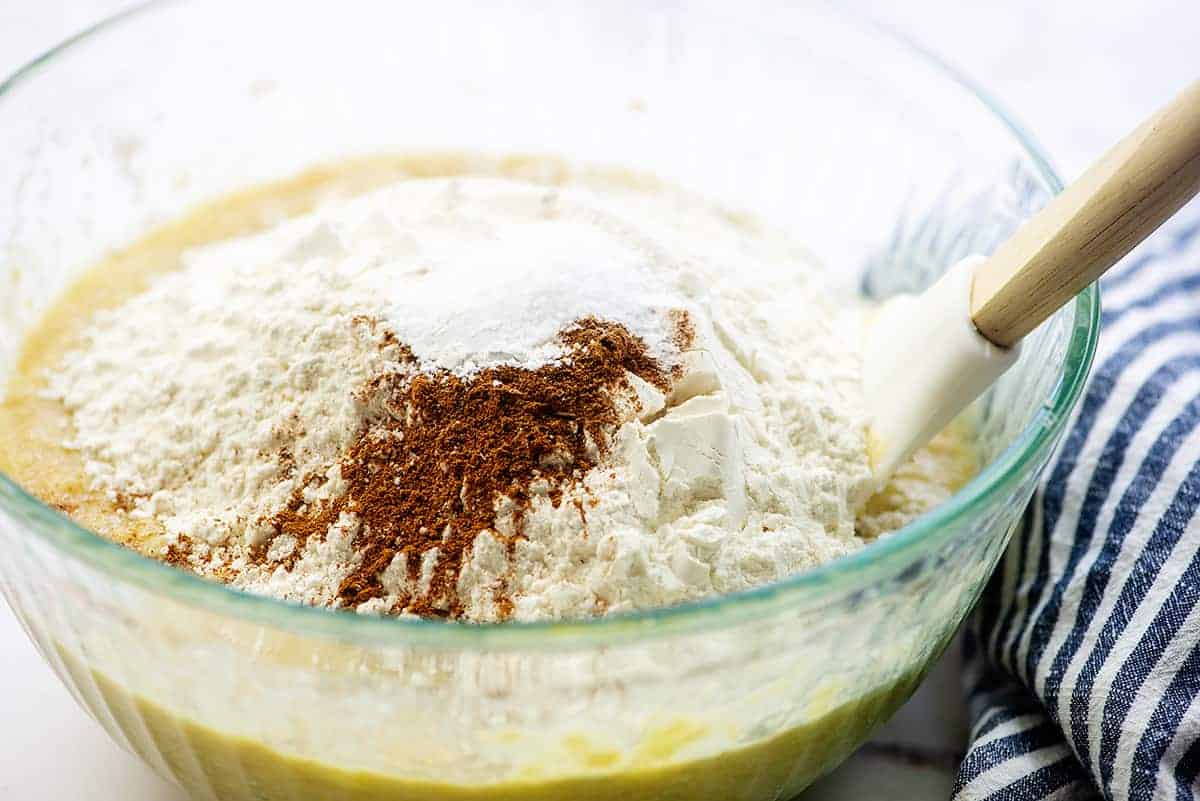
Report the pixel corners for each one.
[0,3,1098,799]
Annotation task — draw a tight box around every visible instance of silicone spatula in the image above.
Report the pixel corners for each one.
[864,79,1200,480]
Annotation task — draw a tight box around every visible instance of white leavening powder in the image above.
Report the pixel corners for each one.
[46,173,957,621]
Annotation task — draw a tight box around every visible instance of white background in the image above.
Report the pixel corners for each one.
[1,1,1196,798]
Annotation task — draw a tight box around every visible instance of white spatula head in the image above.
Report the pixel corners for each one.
[863,79,1200,482]
[862,256,1019,479]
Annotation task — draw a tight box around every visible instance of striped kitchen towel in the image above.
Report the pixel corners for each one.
[955,206,1200,801]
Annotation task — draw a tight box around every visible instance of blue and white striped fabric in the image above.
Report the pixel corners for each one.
[955,206,1200,801]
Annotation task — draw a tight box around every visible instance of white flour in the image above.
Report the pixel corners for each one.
[46,174,955,621]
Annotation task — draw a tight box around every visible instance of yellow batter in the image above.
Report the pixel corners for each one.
[56,649,930,801]
[0,155,976,801]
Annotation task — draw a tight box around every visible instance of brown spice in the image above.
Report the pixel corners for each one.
[112,490,140,513]
[669,308,696,352]
[351,314,417,363]
[276,448,296,481]
[164,535,194,567]
[266,316,672,618]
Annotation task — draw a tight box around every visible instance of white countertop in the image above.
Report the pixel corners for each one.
[1,2,1195,798]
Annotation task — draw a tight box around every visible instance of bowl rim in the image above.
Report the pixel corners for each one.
[0,1,1100,649]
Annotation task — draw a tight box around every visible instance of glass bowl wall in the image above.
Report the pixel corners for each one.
[0,3,1096,799]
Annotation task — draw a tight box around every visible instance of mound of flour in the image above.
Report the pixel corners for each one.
[46,174,904,621]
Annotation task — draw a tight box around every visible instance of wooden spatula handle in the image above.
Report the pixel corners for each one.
[971,79,1200,348]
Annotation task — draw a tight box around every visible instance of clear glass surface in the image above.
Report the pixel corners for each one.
[0,2,1099,799]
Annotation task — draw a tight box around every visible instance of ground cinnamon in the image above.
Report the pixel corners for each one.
[266,316,681,618]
